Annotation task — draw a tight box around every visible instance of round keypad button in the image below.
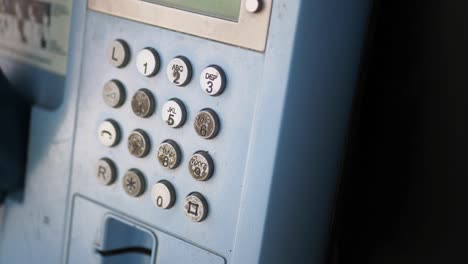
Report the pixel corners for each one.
[188,151,214,181]
[107,39,130,68]
[96,158,117,186]
[161,99,186,128]
[166,56,192,86]
[131,89,155,118]
[184,192,208,222]
[98,120,121,147]
[123,169,146,197]
[157,140,181,169]
[128,129,151,158]
[200,65,226,96]
[151,180,176,209]
[136,47,160,77]
[103,80,125,108]
[194,109,220,139]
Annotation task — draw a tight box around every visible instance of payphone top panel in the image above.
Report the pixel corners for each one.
[88,0,272,51]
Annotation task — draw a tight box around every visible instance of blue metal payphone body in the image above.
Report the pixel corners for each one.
[0,0,371,263]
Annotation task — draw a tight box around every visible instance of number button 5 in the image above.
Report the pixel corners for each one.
[151,180,176,209]
[162,98,187,128]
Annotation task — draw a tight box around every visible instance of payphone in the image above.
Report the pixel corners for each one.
[0,0,371,263]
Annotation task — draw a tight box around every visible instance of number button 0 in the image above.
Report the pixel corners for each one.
[200,65,226,96]
[167,56,192,86]
[151,180,176,209]
[162,99,186,128]
[136,47,160,77]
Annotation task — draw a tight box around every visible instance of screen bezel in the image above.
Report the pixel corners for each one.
[88,0,272,52]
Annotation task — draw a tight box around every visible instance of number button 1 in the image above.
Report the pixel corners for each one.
[151,180,176,209]
[162,98,186,128]
[200,65,226,96]
[136,47,160,77]
[167,56,192,86]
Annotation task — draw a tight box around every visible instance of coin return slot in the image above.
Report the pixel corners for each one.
[95,215,157,264]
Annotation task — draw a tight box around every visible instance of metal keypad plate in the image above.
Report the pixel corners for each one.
[71,10,264,258]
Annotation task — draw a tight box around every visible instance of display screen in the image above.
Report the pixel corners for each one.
[142,0,241,22]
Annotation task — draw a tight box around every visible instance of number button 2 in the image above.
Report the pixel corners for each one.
[151,181,176,209]
[200,65,226,96]
[167,56,192,86]
[136,47,160,77]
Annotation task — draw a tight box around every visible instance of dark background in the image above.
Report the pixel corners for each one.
[332,0,468,263]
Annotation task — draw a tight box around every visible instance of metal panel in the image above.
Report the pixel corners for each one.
[88,0,272,52]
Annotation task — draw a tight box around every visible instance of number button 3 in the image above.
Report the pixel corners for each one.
[200,65,226,96]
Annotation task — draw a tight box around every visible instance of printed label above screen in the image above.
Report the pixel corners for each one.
[141,0,241,22]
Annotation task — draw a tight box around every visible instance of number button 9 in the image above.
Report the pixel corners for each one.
[167,56,192,86]
[136,47,160,77]
[162,98,187,128]
[151,180,176,209]
[200,65,226,96]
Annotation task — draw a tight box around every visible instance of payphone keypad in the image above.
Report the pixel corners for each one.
[99,38,227,221]
[73,11,264,256]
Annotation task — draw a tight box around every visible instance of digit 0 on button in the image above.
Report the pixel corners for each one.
[200,65,226,96]
[151,180,176,209]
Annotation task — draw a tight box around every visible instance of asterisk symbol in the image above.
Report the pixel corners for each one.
[126,177,137,191]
